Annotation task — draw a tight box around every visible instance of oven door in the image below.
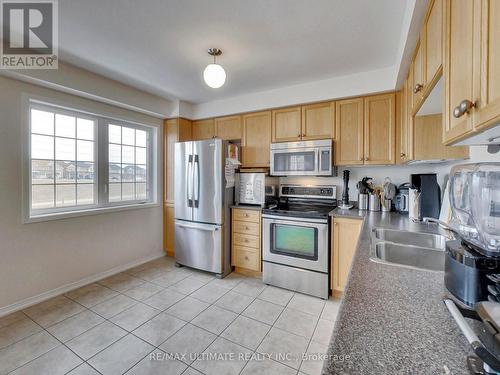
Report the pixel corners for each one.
[270,147,319,176]
[262,215,328,273]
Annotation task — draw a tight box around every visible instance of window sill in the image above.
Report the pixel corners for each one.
[25,202,160,224]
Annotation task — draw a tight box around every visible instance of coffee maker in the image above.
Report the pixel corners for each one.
[409,173,441,221]
[444,163,500,309]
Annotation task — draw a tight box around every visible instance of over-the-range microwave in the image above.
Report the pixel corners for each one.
[270,139,335,176]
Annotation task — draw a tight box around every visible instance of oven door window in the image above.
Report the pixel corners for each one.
[273,151,316,172]
[270,223,318,260]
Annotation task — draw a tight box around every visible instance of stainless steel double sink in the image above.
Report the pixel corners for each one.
[370,228,450,271]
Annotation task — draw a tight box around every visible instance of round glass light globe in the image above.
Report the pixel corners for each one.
[203,63,226,88]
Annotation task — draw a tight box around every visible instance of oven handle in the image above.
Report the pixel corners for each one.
[262,214,328,225]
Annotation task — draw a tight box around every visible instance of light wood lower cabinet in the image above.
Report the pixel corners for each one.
[231,208,261,272]
[331,217,362,297]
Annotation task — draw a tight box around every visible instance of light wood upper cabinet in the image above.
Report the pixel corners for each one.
[472,0,500,132]
[215,115,242,140]
[192,119,215,140]
[395,90,405,164]
[414,114,469,160]
[331,217,362,297]
[443,0,475,143]
[412,40,425,109]
[272,106,302,142]
[425,0,443,86]
[301,102,335,140]
[364,93,396,165]
[335,98,364,165]
[242,111,272,168]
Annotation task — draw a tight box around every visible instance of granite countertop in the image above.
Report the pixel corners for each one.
[323,208,476,374]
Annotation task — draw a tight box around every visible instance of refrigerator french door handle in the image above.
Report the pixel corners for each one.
[194,154,200,208]
[176,221,219,232]
[187,155,193,207]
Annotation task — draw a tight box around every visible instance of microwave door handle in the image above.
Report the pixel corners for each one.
[194,154,200,208]
[315,149,320,175]
[187,155,193,207]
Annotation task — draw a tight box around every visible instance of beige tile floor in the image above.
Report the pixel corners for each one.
[0,256,341,375]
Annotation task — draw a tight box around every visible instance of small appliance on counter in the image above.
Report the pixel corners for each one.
[409,173,441,221]
[445,299,500,374]
[381,177,396,212]
[443,163,500,309]
[339,170,353,209]
[395,183,410,213]
[234,172,278,206]
[356,177,373,210]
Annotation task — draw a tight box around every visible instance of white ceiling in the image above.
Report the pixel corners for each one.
[58,0,410,105]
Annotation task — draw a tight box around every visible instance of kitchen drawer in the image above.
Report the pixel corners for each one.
[234,246,260,271]
[233,220,260,235]
[232,209,260,223]
[233,232,260,249]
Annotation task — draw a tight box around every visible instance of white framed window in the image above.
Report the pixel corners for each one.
[27,100,157,221]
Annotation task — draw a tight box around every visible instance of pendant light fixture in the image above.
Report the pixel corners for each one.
[203,48,226,88]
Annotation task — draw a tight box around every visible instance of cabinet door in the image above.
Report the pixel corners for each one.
[272,106,302,142]
[301,102,335,140]
[425,0,443,86]
[242,111,272,168]
[192,119,215,140]
[332,218,362,295]
[473,0,500,132]
[412,39,425,109]
[215,115,242,140]
[335,98,364,165]
[395,89,406,164]
[164,119,178,204]
[164,204,175,256]
[364,93,396,165]
[443,0,475,143]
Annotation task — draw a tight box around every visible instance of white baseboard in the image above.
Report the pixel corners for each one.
[0,251,166,318]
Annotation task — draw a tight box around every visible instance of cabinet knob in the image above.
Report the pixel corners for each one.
[245,226,249,230]
[359,157,363,161]
[365,157,369,161]
[245,256,249,260]
[400,153,406,158]
[302,133,306,137]
[297,134,301,138]
[413,83,423,93]
[453,100,476,118]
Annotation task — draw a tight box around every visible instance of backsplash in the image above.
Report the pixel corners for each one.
[281,146,497,201]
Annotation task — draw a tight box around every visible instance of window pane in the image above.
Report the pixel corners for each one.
[122,146,134,164]
[122,127,135,146]
[55,114,75,138]
[109,124,121,143]
[56,184,76,207]
[136,183,147,200]
[31,109,54,135]
[136,130,147,147]
[56,161,76,183]
[136,165,147,182]
[77,162,94,183]
[109,183,121,202]
[32,185,54,209]
[109,163,121,182]
[122,164,135,182]
[55,137,75,160]
[32,134,54,159]
[109,144,121,163]
[77,184,94,205]
[77,140,94,162]
[135,147,146,165]
[32,160,54,184]
[77,118,94,140]
[122,183,135,201]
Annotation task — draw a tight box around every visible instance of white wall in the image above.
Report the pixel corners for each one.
[282,146,498,202]
[0,75,164,314]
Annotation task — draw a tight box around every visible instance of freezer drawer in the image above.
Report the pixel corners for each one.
[174,220,224,274]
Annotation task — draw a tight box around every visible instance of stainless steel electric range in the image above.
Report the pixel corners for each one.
[262,184,337,299]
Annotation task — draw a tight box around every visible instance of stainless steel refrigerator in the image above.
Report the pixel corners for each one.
[174,138,233,278]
